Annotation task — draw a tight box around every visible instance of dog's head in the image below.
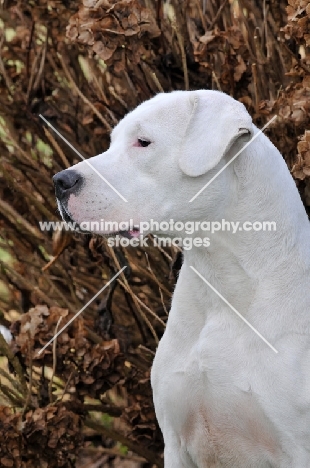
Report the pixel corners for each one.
[53,90,253,236]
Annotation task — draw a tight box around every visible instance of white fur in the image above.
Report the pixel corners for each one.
[57,91,310,467]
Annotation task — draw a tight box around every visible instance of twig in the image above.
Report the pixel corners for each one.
[145,253,168,316]
[57,369,74,402]
[58,53,112,131]
[195,0,207,31]
[282,42,310,75]
[82,325,102,346]
[118,278,166,327]
[0,35,14,93]
[0,260,57,307]
[149,236,173,262]
[43,276,74,313]
[84,446,145,463]
[253,27,268,65]
[86,58,109,104]
[0,368,24,394]
[0,198,45,240]
[22,331,33,415]
[109,86,129,110]
[81,403,122,417]
[212,70,222,91]
[43,126,71,168]
[42,255,62,272]
[1,164,55,220]
[32,34,48,93]
[0,333,27,395]
[172,20,189,90]
[208,0,229,30]
[128,260,171,296]
[0,382,24,407]
[107,244,160,342]
[26,46,41,102]
[124,70,138,98]
[48,316,63,403]
[252,63,259,113]
[138,344,155,356]
[85,418,164,468]
[141,61,164,93]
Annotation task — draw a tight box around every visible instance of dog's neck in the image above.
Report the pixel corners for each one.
[180,135,310,318]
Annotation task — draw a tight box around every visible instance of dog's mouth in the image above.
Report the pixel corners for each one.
[57,202,141,238]
[118,228,140,239]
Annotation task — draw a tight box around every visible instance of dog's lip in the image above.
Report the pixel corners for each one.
[118,228,140,239]
[57,205,141,237]
[60,205,74,223]
[58,202,86,232]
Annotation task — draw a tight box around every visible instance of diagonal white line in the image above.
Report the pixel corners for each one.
[37,266,127,355]
[39,114,128,202]
[190,266,278,353]
[189,115,277,203]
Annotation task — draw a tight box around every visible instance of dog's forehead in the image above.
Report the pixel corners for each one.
[111,92,190,139]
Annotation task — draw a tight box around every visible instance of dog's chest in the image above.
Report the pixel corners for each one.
[152,327,285,467]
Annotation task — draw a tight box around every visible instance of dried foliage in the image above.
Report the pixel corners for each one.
[0,404,83,468]
[67,0,161,69]
[0,0,309,466]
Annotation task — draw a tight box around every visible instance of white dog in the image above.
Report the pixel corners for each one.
[53,90,310,467]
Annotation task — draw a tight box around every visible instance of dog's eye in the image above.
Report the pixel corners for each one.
[137,138,151,147]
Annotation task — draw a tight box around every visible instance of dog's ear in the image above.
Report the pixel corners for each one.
[178,91,253,177]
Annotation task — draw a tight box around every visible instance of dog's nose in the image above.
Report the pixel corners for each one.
[53,169,83,200]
